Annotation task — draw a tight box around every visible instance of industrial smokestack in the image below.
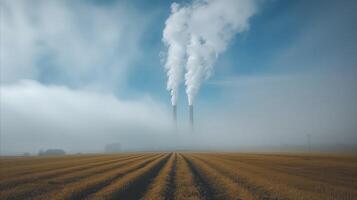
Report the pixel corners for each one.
[189,105,193,131]
[172,105,177,129]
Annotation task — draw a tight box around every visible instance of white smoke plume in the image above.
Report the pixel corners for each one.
[163,0,257,105]
[162,3,190,105]
[185,0,257,105]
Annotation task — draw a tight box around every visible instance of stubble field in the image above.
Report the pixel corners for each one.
[1,152,356,200]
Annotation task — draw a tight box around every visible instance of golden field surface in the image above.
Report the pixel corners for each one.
[1,152,357,200]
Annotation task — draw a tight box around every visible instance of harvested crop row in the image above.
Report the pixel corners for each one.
[86,153,171,200]
[183,154,254,200]
[173,153,202,200]
[0,154,125,177]
[141,153,177,200]
[50,154,153,184]
[195,154,357,200]
[213,153,357,190]
[195,154,307,199]
[180,154,215,200]
[0,153,145,183]
[190,154,278,200]
[38,153,165,200]
[0,154,156,200]
[0,153,147,190]
[0,154,134,179]
[0,154,99,169]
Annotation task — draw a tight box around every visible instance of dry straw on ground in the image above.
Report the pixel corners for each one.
[1,152,356,200]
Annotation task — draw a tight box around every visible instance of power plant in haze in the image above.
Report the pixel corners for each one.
[163,1,255,133]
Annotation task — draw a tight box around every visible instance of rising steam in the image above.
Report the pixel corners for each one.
[162,3,190,105]
[163,0,257,105]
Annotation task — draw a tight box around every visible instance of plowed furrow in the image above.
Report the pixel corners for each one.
[0,154,156,200]
[141,153,177,200]
[173,153,202,200]
[47,154,165,200]
[86,153,170,200]
[166,153,177,200]
[1,154,128,178]
[181,154,214,200]
[196,154,357,200]
[0,154,146,190]
[193,154,284,200]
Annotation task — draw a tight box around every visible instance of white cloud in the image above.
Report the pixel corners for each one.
[0,80,171,154]
[0,0,153,88]
[202,71,357,148]
[1,0,38,82]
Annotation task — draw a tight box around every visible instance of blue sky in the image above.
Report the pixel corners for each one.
[2,0,351,104]
[1,0,357,154]
[37,0,304,100]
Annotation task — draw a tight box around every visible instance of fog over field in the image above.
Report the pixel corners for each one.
[1,0,357,155]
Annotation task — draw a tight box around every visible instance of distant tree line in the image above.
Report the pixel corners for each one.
[38,149,66,156]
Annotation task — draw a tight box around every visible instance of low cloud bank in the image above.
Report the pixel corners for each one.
[1,75,356,155]
[0,81,171,155]
[200,71,357,151]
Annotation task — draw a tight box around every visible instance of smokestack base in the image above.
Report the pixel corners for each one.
[173,105,177,130]
[189,105,194,132]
